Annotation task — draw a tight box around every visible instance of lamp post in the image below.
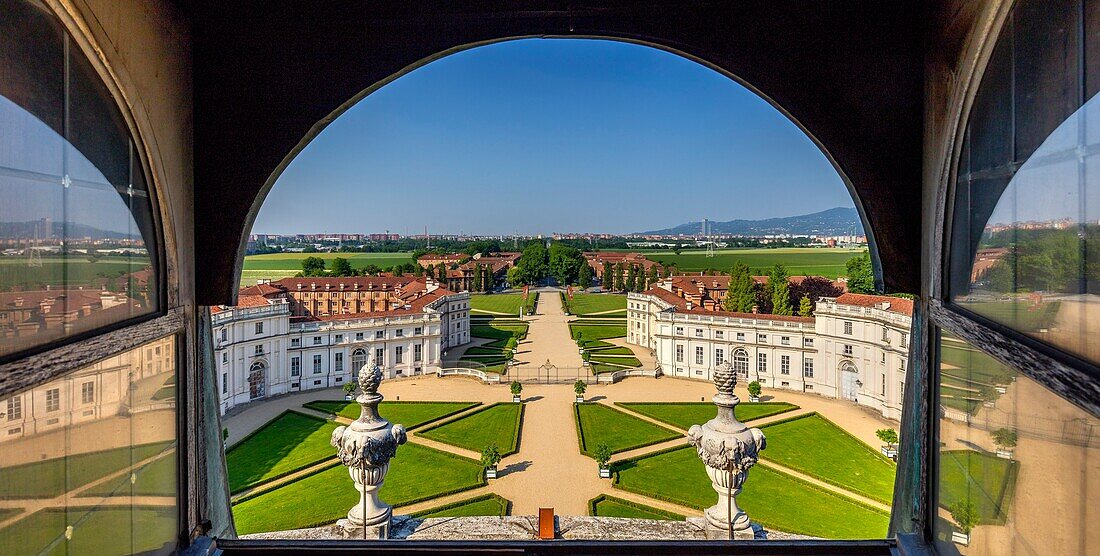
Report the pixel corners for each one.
[687,360,766,540]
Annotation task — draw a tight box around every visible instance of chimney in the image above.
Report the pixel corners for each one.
[686,301,694,311]
[297,283,303,290]
[325,283,331,290]
[354,283,359,290]
[751,304,759,314]
[339,283,345,290]
[311,283,316,290]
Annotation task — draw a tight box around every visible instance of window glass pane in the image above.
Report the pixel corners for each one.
[0,335,179,555]
[935,330,1097,554]
[950,0,1100,364]
[0,0,159,361]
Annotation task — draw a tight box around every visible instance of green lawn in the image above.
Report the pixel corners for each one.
[759,413,896,504]
[302,400,480,430]
[940,340,1016,385]
[417,403,524,455]
[470,322,529,342]
[632,247,865,277]
[587,345,634,355]
[574,403,680,456]
[470,293,531,315]
[588,494,684,520]
[0,255,145,291]
[938,450,1018,525]
[570,323,627,341]
[0,506,178,556]
[80,451,177,497]
[0,441,172,499]
[412,494,511,518]
[616,402,799,431]
[614,446,889,539]
[566,293,627,315]
[232,443,484,534]
[588,355,642,367]
[226,411,338,493]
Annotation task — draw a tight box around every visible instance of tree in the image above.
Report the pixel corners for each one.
[950,500,979,536]
[769,264,793,316]
[646,266,659,289]
[723,262,756,313]
[507,266,527,287]
[789,276,844,312]
[575,331,586,348]
[574,380,587,398]
[472,263,483,292]
[747,381,762,399]
[578,263,593,289]
[343,382,357,396]
[510,380,523,398]
[633,265,645,292]
[480,443,502,470]
[875,428,898,448]
[845,253,876,294]
[992,428,1017,450]
[519,241,549,284]
[301,256,327,277]
[329,257,354,277]
[602,261,613,289]
[625,264,637,292]
[799,294,813,317]
[483,266,493,292]
[594,442,613,470]
[548,243,584,285]
[614,263,625,292]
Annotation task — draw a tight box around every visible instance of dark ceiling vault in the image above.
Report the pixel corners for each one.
[185,1,924,305]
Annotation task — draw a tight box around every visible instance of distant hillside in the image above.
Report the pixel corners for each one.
[0,221,131,240]
[641,207,864,236]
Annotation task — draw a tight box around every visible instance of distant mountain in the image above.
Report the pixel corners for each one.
[641,207,865,237]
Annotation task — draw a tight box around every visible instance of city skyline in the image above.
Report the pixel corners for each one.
[253,38,853,236]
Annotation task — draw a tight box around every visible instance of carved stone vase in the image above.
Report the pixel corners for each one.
[330,359,406,538]
[686,361,767,539]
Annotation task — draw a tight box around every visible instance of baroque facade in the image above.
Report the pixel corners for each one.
[212,276,470,415]
[628,278,912,421]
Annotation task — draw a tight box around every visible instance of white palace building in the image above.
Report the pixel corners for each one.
[628,276,913,421]
[211,276,471,415]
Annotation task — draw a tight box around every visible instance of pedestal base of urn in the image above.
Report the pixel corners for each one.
[336,515,391,540]
[702,520,766,540]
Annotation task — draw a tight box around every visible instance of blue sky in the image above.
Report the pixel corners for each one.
[254,39,852,236]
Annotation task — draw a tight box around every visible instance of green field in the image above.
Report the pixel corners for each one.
[588,355,642,368]
[759,413,896,504]
[226,411,339,493]
[624,248,865,277]
[614,446,890,538]
[616,402,799,431]
[240,252,416,285]
[0,441,172,499]
[470,293,528,315]
[574,403,680,456]
[232,442,484,534]
[588,494,684,520]
[412,494,511,518]
[0,506,178,556]
[570,323,627,342]
[938,450,1018,524]
[566,293,627,315]
[0,255,147,291]
[302,400,480,429]
[417,403,524,455]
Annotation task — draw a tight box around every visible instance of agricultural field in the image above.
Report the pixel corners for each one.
[613,446,890,539]
[623,247,865,277]
[574,403,680,456]
[239,252,416,286]
[616,402,798,431]
[564,293,627,315]
[417,403,524,456]
[302,400,480,429]
[0,255,147,291]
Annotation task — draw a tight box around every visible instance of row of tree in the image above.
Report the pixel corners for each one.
[600,262,666,293]
[721,262,846,316]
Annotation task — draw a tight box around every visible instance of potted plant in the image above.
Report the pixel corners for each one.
[342,382,356,400]
[576,332,586,353]
[222,427,229,450]
[595,442,613,478]
[510,380,523,403]
[949,500,978,545]
[747,381,762,402]
[481,443,502,479]
[574,380,587,403]
[505,337,518,355]
[876,428,899,460]
[992,427,1017,459]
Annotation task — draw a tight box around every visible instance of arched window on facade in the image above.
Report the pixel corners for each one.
[732,348,749,378]
[351,348,367,374]
[248,361,266,400]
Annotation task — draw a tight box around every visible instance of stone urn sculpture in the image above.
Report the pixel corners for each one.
[330,358,407,538]
[687,361,767,539]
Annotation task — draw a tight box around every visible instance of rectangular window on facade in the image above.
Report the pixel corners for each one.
[844,344,853,356]
[313,354,322,373]
[375,330,384,339]
[375,348,384,365]
[335,334,343,343]
[291,356,301,376]
[758,334,767,343]
[80,382,94,404]
[715,330,724,339]
[220,329,227,342]
[675,327,684,336]
[356,332,364,341]
[757,353,767,372]
[803,359,814,378]
[222,373,228,394]
[396,346,404,364]
[780,355,790,374]
[715,348,724,365]
[313,336,321,345]
[255,322,263,334]
[291,338,300,347]
[396,329,404,337]
[781,336,790,345]
[695,346,704,364]
[6,396,21,420]
[675,344,684,363]
[334,352,343,372]
[45,388,59,412]
[736,332,745,341]
[254,345,263,355]
[881,373,886,396]
[844,321,853,335]
[222,352,228,363]
[695,329,703,337]
[901,333,908,348]
[415,327,422,335]
[414,344,422,362]
[882,327,889,342]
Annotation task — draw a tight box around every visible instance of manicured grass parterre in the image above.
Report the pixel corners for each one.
[412,494,512,518]
[574,403,680,456]
[417,403,524,455]
[759,413,896,504]
[629,247,864,277]
[616,402,799,431]
[565,293,627,315]
[0,441,172,499]
[0,506,178,556]
[588,355,642,368]
[232,442,485,534]
[470,293,529,315]
[613,446,889,539]
[588,494,684,520]
[938,450,1018,524]
[587,345,634,355]
[570,323,627,342]
[470,322,529,342]
[302,400,480,429]
[226,411,339,493]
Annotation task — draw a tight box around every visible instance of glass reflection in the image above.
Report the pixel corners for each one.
[0,335,178,555]
[935,331,1099,555]
[955,92,1100,364]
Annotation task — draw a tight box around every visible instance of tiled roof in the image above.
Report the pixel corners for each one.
[834,293,914,316]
